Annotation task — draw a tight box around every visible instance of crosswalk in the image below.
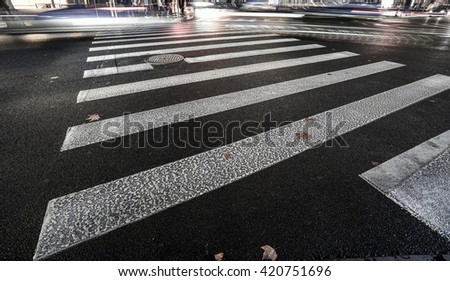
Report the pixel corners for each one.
[34,25,450,260]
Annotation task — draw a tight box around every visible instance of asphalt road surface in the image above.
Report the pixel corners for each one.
[1,13,450,261]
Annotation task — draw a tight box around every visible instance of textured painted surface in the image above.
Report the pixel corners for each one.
[62,61,401,151]
[361,130,450,189]
[361,130,450,241]
[83,63,154,78]
[35,74,450,260]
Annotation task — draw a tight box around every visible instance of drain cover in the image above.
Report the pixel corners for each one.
[146,54,184,65]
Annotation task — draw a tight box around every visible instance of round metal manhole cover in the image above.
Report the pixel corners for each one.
[146,54,184,65]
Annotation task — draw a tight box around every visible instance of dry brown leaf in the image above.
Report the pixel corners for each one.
[303,117,316,123]
[261,245,277,261]
[214,253,224,261]
[295,131,312,141]
[371,161,380,167]
[224,152,232,160]
[86,114,101,122]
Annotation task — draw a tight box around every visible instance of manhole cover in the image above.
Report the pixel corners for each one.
[146,54,184,65]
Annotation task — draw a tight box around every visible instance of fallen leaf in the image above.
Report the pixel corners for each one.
[86,114,101,122]
[224,152,232,160]
[295,131,312,140]
[214,253,224,261]
[303,117,316,123]
[371,161,380,166]
[261,245,277,261]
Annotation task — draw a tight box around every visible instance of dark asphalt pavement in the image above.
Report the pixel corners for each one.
[1,15,450,260]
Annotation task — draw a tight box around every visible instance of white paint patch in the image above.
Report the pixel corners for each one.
[78,52,359,103]
[92,30,258,44]
[95,27,178,37]
[361,129,450,241]
[83,63,154,78]
[89,34,278,52]
[36,74,450,260]
[184,44,325,63]
[95,31,184,40]
[86,37,297,62]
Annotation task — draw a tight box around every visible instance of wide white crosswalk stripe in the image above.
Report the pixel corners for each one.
[184,44,325,63]
[92,30,260,44]
[94,29,225,40]
[96,29,179,37]
[63,61,402,151]
[361,129,450,241]
[89,34,277,52]
[95,31,182,40]
[78,52,359,103]
[83,63,154,78]
[95,26,182,37]
[35,74,450,260]
[86,37,297,62]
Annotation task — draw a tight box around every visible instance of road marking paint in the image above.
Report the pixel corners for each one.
[83,63,154,78]
[361,130,450,241]
[94,27,208,38]
[62,61,402,151]
[78,51,359,103]
[95,27,184,37]
[86,37,298,62]
[92,31,259,44]
[89,34,278,52]
[95,31,198,40]
[184,44,325,63]
[35,74,450,260]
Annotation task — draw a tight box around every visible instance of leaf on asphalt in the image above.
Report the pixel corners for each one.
[261,245,277,261]
[371,161,380,167]
[86,114,101,122]
[214,253,224,261]
[224,152,232,160]
[303,117,316,123]
[295,131,312,141]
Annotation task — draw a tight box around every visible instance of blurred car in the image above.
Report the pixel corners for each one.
[429,4,449,15]
[240,2,277,12]
[189,0,214,8]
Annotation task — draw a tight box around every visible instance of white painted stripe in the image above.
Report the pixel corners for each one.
[86,37,298,62]
[95,27,179,37]
[83,63,154,78]
[184,44,325,63]
[89,34,276,52]
[95,30,177,38]
[95,27,204,38]
[62,61,402,151]
[78,52,359,103]
[92,31,257,44]
[95,32,184,40]
[94,30,211,40]
[361,130,450,240]
[361,130,450,190]
[35,74,450,260]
